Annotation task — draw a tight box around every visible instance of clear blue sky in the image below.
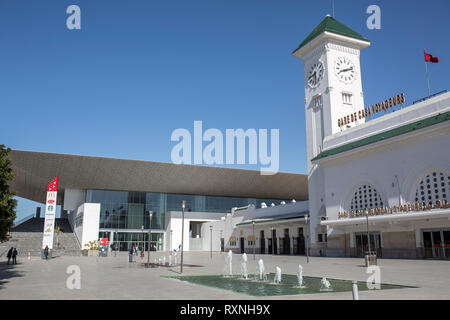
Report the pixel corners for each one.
[1,0,449,220]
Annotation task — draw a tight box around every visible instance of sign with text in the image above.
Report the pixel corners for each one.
[42,176,59,250]
[338,93,405,127]
[338,200,450,219]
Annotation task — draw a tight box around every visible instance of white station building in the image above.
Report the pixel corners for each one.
[292,15,450,259]
[8,15,450,260]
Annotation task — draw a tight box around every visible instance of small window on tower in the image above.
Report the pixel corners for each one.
[342,92,352,105]
[313,95,322,108]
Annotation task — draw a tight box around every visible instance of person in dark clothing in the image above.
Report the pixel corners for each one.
[12,248,18,264]
[6,247,13,265]
[44,245,49,260]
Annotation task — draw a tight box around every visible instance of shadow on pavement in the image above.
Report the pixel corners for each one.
[0,262,25,290]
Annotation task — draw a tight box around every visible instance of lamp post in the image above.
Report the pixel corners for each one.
[252,220,255,261]
[271,227,274,255]
[305,215,309,264]
[210,225,213,259]
[114,230,118,257]
[220,230,223,254]
[147,211,153,267]
[141,225,144,256]
[366,210,372,255]
[181,200,186,273]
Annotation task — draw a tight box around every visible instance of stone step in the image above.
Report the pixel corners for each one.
[3,229,81,257]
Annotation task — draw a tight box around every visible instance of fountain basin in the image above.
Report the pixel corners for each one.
[164,274,415,297]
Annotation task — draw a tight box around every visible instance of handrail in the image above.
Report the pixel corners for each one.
[0,247,10,257]
[73,230,82,249]
[13,214,35,227]
[67,212,82,249]
[412,90,448,105]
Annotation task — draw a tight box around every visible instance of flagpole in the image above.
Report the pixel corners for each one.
[424,50,431,98]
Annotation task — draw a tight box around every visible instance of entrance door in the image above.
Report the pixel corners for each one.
[220,238,224,252]
[444,231,450,258]
[296,228,305,255]
[272,229,277,255]
[297,235,305,254]
[423,230,450,259]
[432,231,444,259]
[355,233,382,257]
[240,237,245,253]
[260,231,265,254]
[272,237,278,255]
[267,238,272,254]
[283,229,290,254]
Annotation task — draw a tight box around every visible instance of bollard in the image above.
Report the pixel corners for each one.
[352,280,359,300]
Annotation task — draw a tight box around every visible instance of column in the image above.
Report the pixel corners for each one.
[415,228,422,259]
[290,235,294,255]
[349,232,355,257]
[276,231,280,254]
[109,231,114,252]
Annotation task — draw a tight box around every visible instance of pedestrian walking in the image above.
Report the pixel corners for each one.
[12,248,18,265]
[44,245,49,260]
[6,247,13,265]
[129,246,134,262]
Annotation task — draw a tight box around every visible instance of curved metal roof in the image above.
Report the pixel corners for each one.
[8,150,308,205]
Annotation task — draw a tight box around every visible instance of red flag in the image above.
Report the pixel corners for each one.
[424,50,439,63]
[47,176,59,192]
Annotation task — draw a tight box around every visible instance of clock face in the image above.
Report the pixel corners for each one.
[307,61,324,89]
[334,57,357,84]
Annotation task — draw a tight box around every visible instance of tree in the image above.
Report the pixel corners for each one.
[0,145,17,241]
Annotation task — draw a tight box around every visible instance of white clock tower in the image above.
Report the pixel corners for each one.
[292,15,370,255]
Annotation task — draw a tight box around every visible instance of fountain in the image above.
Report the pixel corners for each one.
[240,253,248,279]
[167,272,410,296]
[297,264,306,288]
[256,259,267,281]
[223,250,233,277]
[320,277,332,291]
[274,266,282,284]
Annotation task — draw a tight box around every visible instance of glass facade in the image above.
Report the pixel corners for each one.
[86,189,286,230]
[88,189,286,252]
[99,231,163,252]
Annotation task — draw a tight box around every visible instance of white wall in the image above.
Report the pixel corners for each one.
[63,189,86,211]
[200,220,226,252]
[166,211,223,251]
[303,52,450,255]
[316,109,450,254]
[322,123,450,223]
[81,203,101,248]
[70,203,101,249]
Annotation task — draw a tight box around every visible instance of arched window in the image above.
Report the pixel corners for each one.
[350,184,384,211]
[414,171,450,205]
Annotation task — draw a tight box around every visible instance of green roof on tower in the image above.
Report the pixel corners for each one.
[292,15,370,55]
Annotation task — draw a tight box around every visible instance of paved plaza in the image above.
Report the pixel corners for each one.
[0,251,449,300]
